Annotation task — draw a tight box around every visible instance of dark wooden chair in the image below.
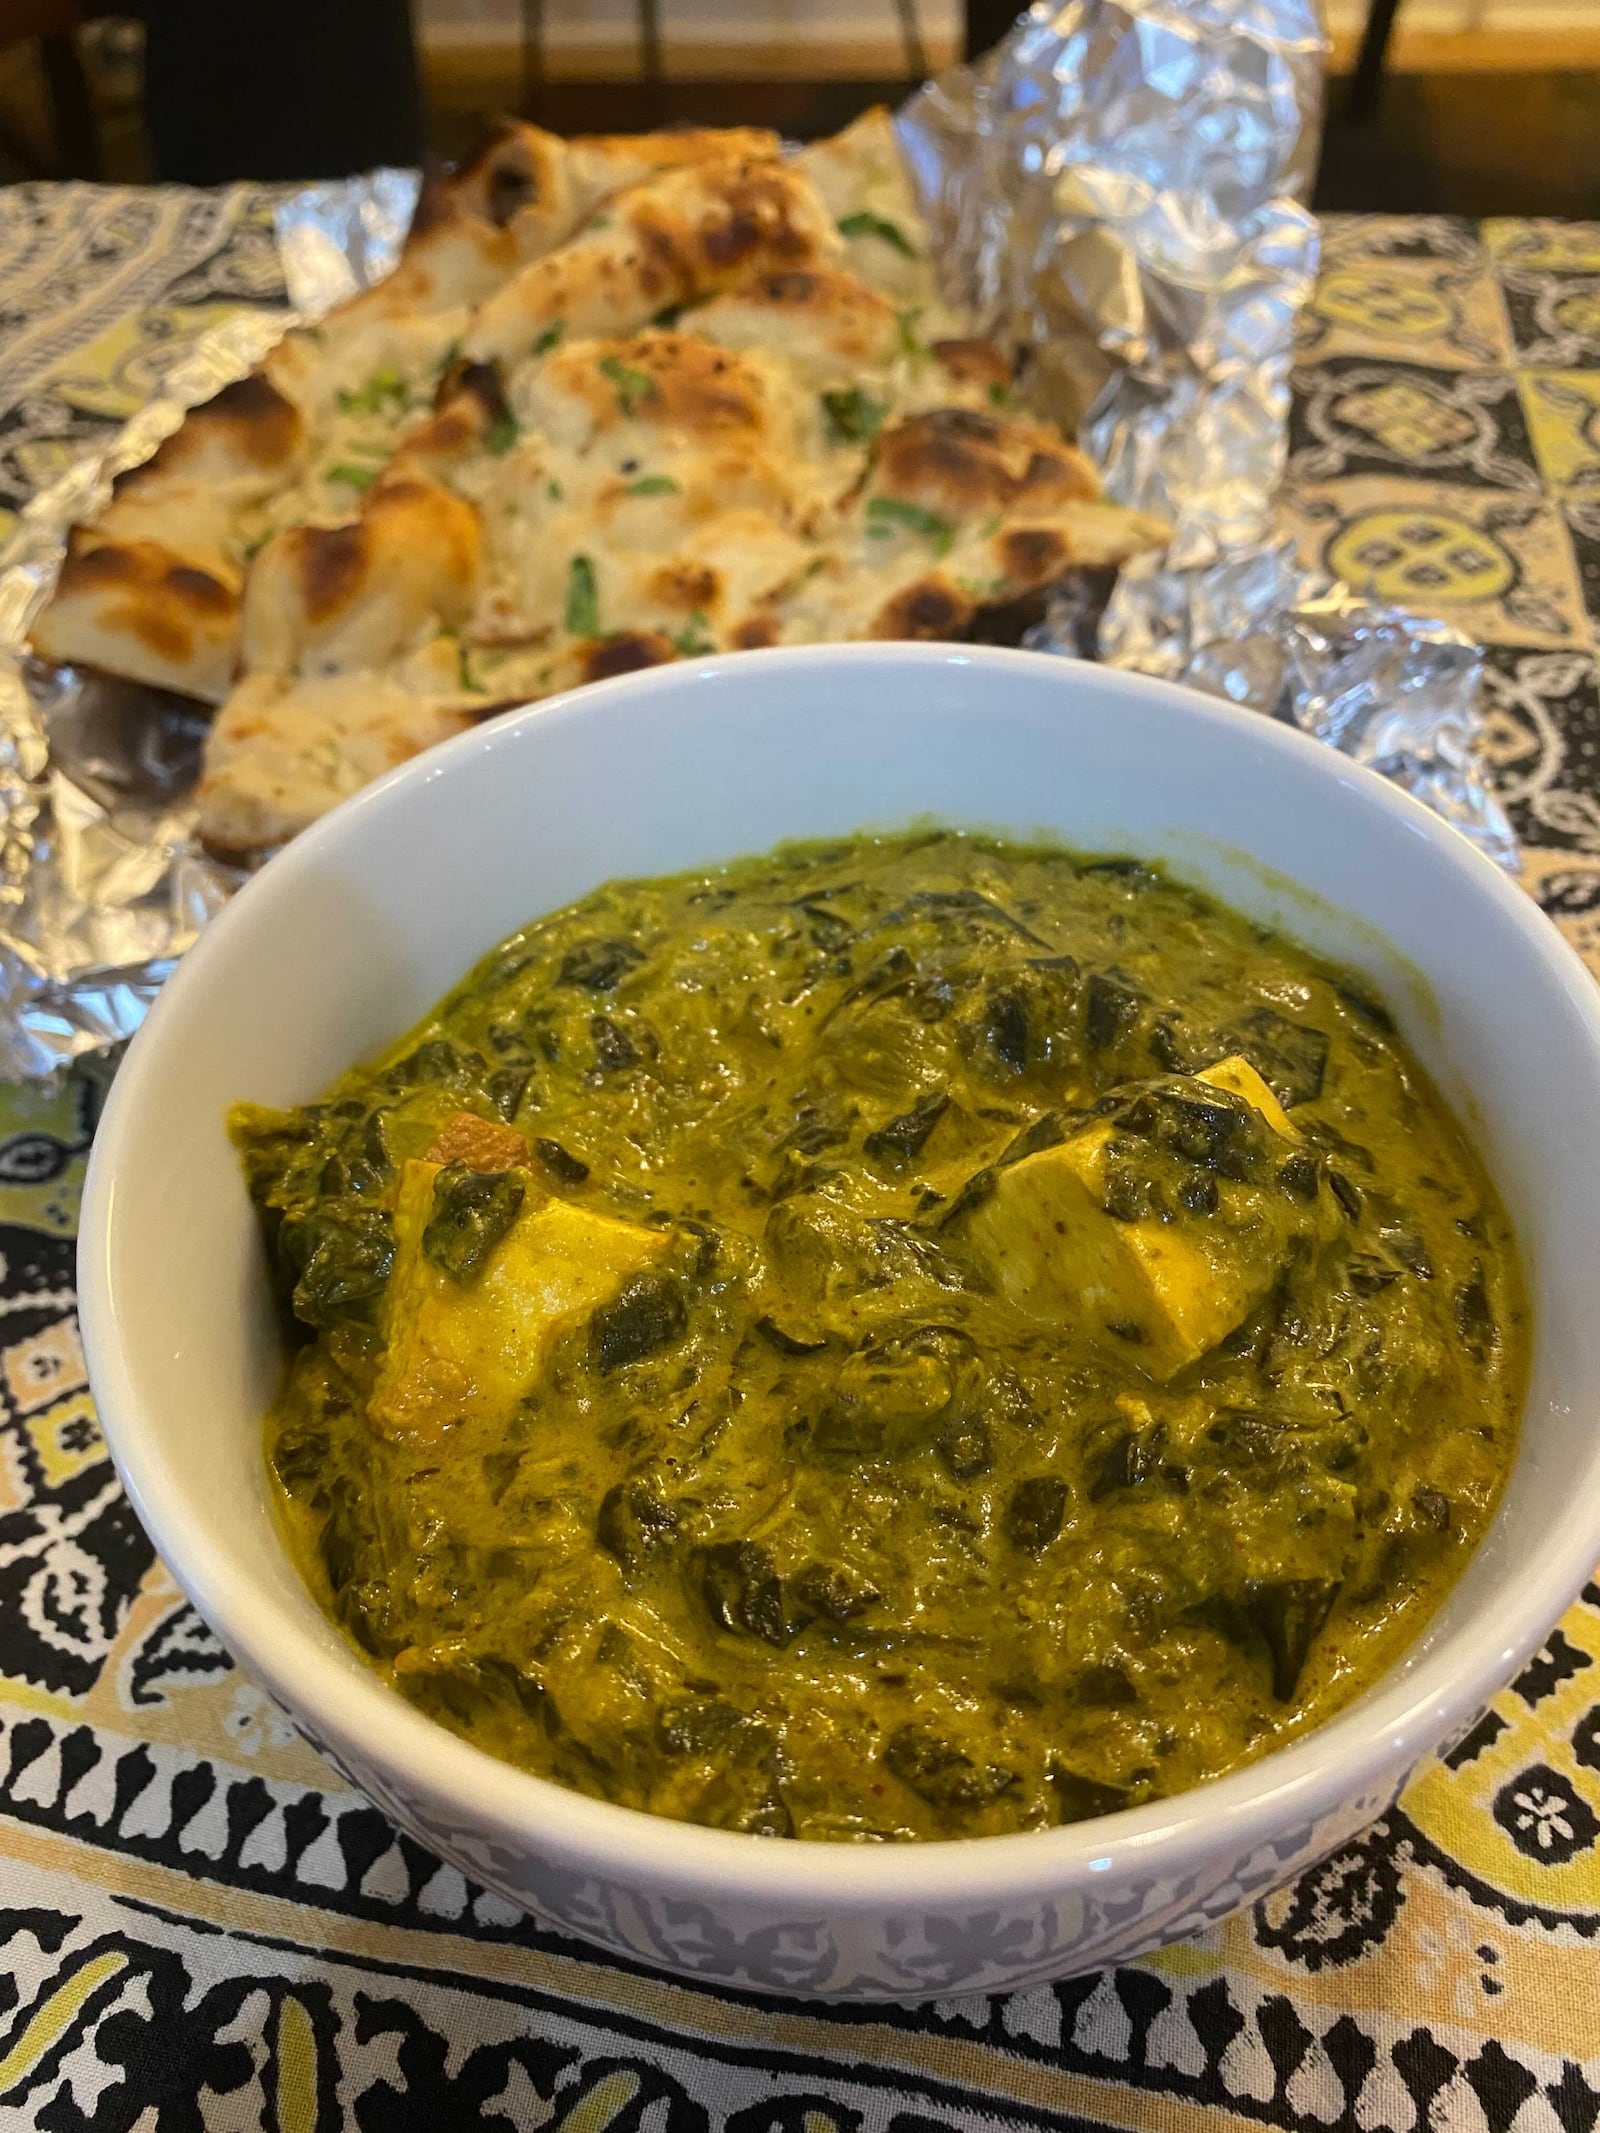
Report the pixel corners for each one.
[517,0,929,115]
[963,0,1016,60]
[0,0,103,177]
[1345,0,1401,119]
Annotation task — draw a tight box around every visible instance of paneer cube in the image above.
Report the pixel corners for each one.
[368,1160,670,1439]
[1195,1054,1300,1143]
[968,1132,1243,1378]
[966,1056,1328,1380]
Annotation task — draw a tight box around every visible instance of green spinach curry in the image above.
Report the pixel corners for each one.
[235,832,1526,1842]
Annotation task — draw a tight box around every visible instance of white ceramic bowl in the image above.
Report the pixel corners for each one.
[79,643,1600,2002]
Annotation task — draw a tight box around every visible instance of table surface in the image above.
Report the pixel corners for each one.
[0,183,1597,2130]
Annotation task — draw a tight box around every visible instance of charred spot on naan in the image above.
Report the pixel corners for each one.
[243,476,482,674]
[694,267,898,369]
[1016,444,1100,508]
[931,338,1012,394]
[987,499,1170,578]
[870,574,975,640]
[465,155,840,366]
[405,162,465,240]
[872,409,1012,511]
[286,524,368,628]
[580,630,679,681]
[111,373,305,499]
[454,122,785,263]
[400,401,483,461]
[453,119,568,232]
[29,532,243,699]
[196,374,306,468]
[621,206,700,309]
[567,332,769,436]
[747,267,880,313]
[167,563,238,613]
[993,525,1070,591]
[56,536,235,612]
[433,356,515,423]
[698,164,825,274]
[409,359,519,463]
[872,408,1098,521]
[648,559,720,613]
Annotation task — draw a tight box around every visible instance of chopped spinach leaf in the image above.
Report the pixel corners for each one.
[703,1539,790,1645]
[884,1725,1017,1807]
[863,1089,949,1167]
[532,1137,590,1185]
[592,1272,686,1372]
[422,1163,525,1284]
[278,1206,394,1328]
[558,936,644,991]
[1006,1475,1067,1549]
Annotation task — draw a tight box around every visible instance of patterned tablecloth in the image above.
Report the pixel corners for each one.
[0,183,1596,2130]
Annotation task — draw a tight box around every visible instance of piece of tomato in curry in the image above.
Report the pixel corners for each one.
[233,832,1526,1842]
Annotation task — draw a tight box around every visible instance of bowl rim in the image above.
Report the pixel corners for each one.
[78,640,1600,1914]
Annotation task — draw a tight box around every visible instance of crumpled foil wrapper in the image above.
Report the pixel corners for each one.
[1281,590,1518,868]
[0,14,1517,1081]
[901,0,1516,850]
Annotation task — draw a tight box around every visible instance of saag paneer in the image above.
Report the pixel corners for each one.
[236,832,1526,1841]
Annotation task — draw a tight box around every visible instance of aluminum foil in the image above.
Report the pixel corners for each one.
[902,0,1516,860]
[0,28,1516,1081]
[1281,590,1518,868]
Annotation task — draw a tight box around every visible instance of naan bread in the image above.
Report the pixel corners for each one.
[797,105,943,309]
[198,666,475,855]
[196,129,1166,854]
[28,123,780,700]
[29,109,1167,857]
[461,153,845,368]
[453,122,785,262]
[32,372,303,701]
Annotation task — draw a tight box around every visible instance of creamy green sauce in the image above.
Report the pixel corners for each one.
[235,831,1526,1841]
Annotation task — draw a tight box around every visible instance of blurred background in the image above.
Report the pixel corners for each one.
[0,0,1595,213]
